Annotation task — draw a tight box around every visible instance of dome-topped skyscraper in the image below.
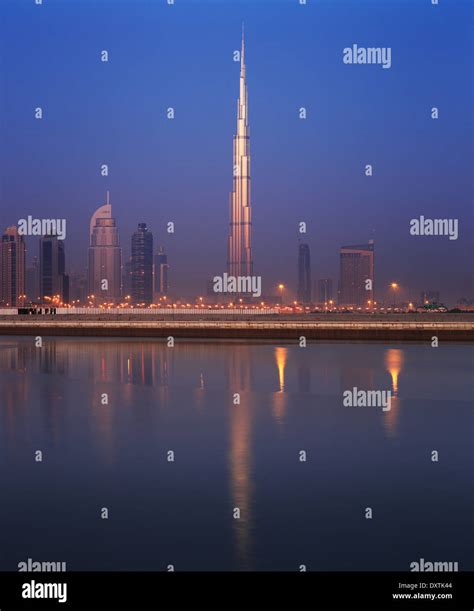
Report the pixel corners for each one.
[88,192,122,304]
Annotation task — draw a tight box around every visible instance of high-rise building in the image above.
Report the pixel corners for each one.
[227,27,252,279]
[297,243,311,303]
[88,193,122,304]
[40,235,69,304]
[318,278,333,303]
[0,226,25,306]
[131,223,153,304]
[339,241,374,306]
[154,246,169,297]
[69,271,87,305]
[26,256,40,303]
[122,258,132,300]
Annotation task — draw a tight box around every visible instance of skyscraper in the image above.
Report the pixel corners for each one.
[40,235,69,304]
[297,243,311,303]
[339,241,375,306]
[123,257,132,299]
[154,246,169,297]
[88,193,122,304]
[227,27,252,279]
[69,271,87,305]
[0,226,25,306]
[26,256,40,303]
[131,223,153,304]
[318,278,333,304]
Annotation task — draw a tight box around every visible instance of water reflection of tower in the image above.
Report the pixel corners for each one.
[0,342,29,446]
[154,343,173,408]
[84,340,119,465]
[384,348,404,437]
[116,342,157,387]
[227,344,254,570]
[37,341,56,374]
[38,359,65,446]
[159,344,171,388]
[0,340,29,372]
[273,346,289,424]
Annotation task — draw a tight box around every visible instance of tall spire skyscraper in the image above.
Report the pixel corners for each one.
[227,26,253,278]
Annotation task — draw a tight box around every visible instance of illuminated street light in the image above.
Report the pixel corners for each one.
[389,282,400,307]
[278,283,285,305]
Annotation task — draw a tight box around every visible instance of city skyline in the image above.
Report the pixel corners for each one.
[0,1,472,305]
[0,216,460,308]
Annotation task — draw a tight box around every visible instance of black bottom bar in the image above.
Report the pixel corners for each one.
[0,571,472,609]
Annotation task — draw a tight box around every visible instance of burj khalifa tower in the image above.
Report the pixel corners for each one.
[227,27,253,279]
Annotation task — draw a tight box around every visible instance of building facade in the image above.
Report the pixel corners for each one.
[297,243,311,303]
[88,194,122,304]
[40,235,69,304]
[0,226,25,306]
[131,223,153,304]
[69,271,88,305]
[154,246,169,297]
[339,241,374,306]
[318,278,333,304]
[26,256,40,303]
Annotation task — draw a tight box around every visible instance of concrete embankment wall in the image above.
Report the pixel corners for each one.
[0,318,473,341]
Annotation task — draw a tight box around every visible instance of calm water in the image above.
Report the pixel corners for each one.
[0,337,472,571]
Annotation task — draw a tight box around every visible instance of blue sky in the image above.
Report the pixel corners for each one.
[0,0,472,302]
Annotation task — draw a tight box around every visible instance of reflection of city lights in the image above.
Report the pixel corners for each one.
[275,346,287,393]
[385,348,404,395]
[384,348,404,438]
